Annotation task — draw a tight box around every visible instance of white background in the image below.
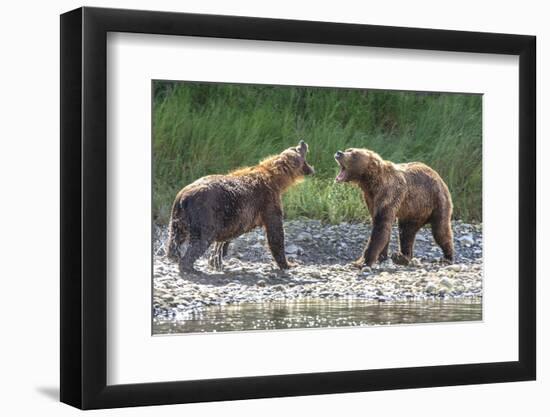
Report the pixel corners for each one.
[0,0,546,415]
[108,34,519,384]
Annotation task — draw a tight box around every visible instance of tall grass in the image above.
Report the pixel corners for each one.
[153,82,482,225]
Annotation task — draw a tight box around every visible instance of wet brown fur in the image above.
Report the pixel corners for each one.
[334,148,454,266]
[167,142,314,274]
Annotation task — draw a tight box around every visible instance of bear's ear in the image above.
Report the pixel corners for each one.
[297,140,308,156]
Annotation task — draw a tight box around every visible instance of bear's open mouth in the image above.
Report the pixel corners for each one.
[335,159,347,183]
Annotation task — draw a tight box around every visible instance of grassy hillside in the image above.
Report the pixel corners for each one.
[153,82,482,224]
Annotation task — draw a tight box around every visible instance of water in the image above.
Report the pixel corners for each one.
[153,298,482,335]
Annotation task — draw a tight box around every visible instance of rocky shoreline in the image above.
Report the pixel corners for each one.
[153,220,483,320]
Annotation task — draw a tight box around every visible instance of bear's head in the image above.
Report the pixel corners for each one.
[279,140,315,177]
[334,148,383,183]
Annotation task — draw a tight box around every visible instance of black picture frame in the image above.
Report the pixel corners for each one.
[60,6,536,410]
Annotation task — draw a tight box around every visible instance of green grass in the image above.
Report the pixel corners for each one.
[153,82,482,225]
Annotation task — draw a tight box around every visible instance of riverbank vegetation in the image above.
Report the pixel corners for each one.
[153,82,481,224]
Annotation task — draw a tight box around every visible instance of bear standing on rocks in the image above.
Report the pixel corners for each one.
[334,148,454,267]
[167,141,314,274]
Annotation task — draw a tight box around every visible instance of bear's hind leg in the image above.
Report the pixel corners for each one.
[222,240,230,257]
[431,217,454,263]
[165,217,189,262]
[208,241,230,271]
[208,242,222,270]
[179,238,212,275]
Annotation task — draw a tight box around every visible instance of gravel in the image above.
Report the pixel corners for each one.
[153,220,483,318]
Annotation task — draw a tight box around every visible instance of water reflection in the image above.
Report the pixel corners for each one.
[153,299,482,335]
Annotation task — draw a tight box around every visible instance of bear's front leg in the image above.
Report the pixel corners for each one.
[262,207,290,270]
[362,212,394,267]
[351,241,388,268]
[350,257,365,268]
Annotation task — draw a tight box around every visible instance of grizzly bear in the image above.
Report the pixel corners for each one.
[334,148,454,267]
[166,141,314,274]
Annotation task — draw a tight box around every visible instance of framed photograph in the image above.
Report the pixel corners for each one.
[60,6,536,409]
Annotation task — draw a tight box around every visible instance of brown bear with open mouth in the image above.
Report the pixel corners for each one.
[334,148,454,267]
[166,141,314,274]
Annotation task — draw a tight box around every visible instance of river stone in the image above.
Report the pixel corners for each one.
[285,244,300,254]
[439,277,454,289]
[332,277,348,286]
[296,232,313,242]
[381,259,394,267]
[425,283,437,293]
[257,279,267,287]
[410,258,422,267]
[445,264,463,272]
[308,270,321,279]
[454,285,466,294]
[458,234,474,246]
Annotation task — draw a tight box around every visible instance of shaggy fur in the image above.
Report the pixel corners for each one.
[167,141,314,274]
[334,148,454,266]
